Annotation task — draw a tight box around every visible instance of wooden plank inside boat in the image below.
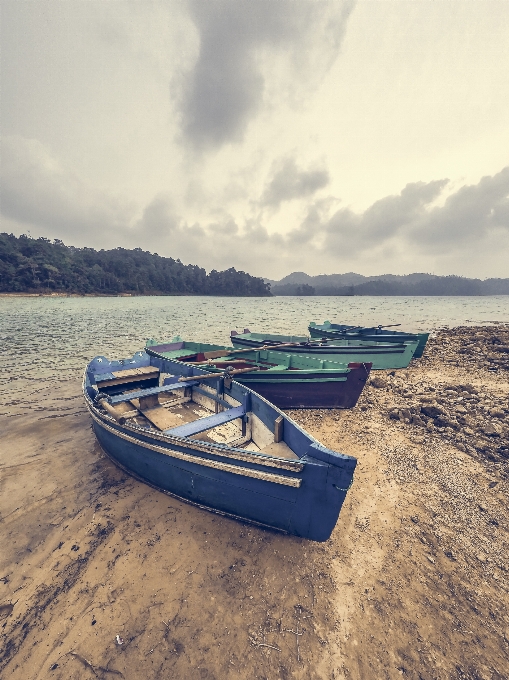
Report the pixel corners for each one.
[97,366,160,387]
[135,401,209,432]
[260,441,299,460]
[112,366,159,378]
[141,407,187,431]
[274,415,284,443]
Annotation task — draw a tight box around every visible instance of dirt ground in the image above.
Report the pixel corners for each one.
[1,327,508,679]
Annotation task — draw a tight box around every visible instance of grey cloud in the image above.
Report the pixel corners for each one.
[323,179,449,254]
[293,169,508,260]
[208,218,239,236]
[137,195,182,237]
[287,197,337,245]
[261,157,330,207]
[181,0,354,149]
[409,166,509,248]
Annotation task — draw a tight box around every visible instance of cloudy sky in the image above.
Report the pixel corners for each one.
[1,0,508,279]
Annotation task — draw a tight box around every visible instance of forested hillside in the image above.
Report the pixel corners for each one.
[0,234,271,296]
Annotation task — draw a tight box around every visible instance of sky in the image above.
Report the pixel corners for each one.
[1,0,508,280]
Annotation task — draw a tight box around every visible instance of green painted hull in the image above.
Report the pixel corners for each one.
[229,333,418,370]
[308,322,429,358]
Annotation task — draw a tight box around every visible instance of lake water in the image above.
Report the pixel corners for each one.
[1,295,508,381]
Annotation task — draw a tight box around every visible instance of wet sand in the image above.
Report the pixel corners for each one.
[1,327,508,679]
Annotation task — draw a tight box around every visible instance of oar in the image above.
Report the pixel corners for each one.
[177,366,260,382]
[192,358,247,366]
[327,323,402,335]
[200,342,301,360]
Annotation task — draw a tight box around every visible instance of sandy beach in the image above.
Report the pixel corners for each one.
[1,326,508,679]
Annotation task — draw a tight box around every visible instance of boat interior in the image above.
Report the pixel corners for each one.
[182,357,286,370]
[147,343,354,374]
[91,364,299,460]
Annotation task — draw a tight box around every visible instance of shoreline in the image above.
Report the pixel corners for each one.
[1,326,508,678]
[2,291,509,299]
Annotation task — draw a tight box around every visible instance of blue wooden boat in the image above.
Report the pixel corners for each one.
[83,350,357,541]
[230,331,418,370]
[309,321,429,358]
[144,338,372,409]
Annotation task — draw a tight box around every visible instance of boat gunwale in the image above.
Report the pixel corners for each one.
[88,408,302,488]
[146,346,355,380]
[83,381,305,473]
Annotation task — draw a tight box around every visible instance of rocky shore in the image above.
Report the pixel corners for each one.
[376,326,509,465]
[1,325,508,679]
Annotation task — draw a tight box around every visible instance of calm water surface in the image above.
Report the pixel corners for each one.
[1,295,508,380]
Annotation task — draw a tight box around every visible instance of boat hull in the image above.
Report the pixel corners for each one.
[309,323,429,358]
[91,414,299,534]
[230,334,417,370]
[235,363,371,408]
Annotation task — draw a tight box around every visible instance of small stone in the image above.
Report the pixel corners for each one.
[370,377,387,389]
[427,555,435,564]
[483,423,502,437]
[489,408,505,419]
[421,404,444,419]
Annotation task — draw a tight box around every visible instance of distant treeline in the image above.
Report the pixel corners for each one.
[272,277,509,296]
[0,233,271,296]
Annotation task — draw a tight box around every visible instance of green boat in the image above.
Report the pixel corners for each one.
[230,331,419,370]
[309,321,429,358]
[145,338,372,409]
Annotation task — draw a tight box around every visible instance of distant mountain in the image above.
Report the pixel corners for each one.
[265,271,366,287]
[269,272,509,296]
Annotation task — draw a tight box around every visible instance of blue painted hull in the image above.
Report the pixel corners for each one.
[83,352,357,541]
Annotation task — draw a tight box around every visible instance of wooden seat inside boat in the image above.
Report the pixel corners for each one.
[164,404,245,437]
[97,376,300,459]
[95,365,160,388]
[108,380,197,405]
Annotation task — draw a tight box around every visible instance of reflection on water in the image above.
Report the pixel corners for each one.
[1,295,508,380]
